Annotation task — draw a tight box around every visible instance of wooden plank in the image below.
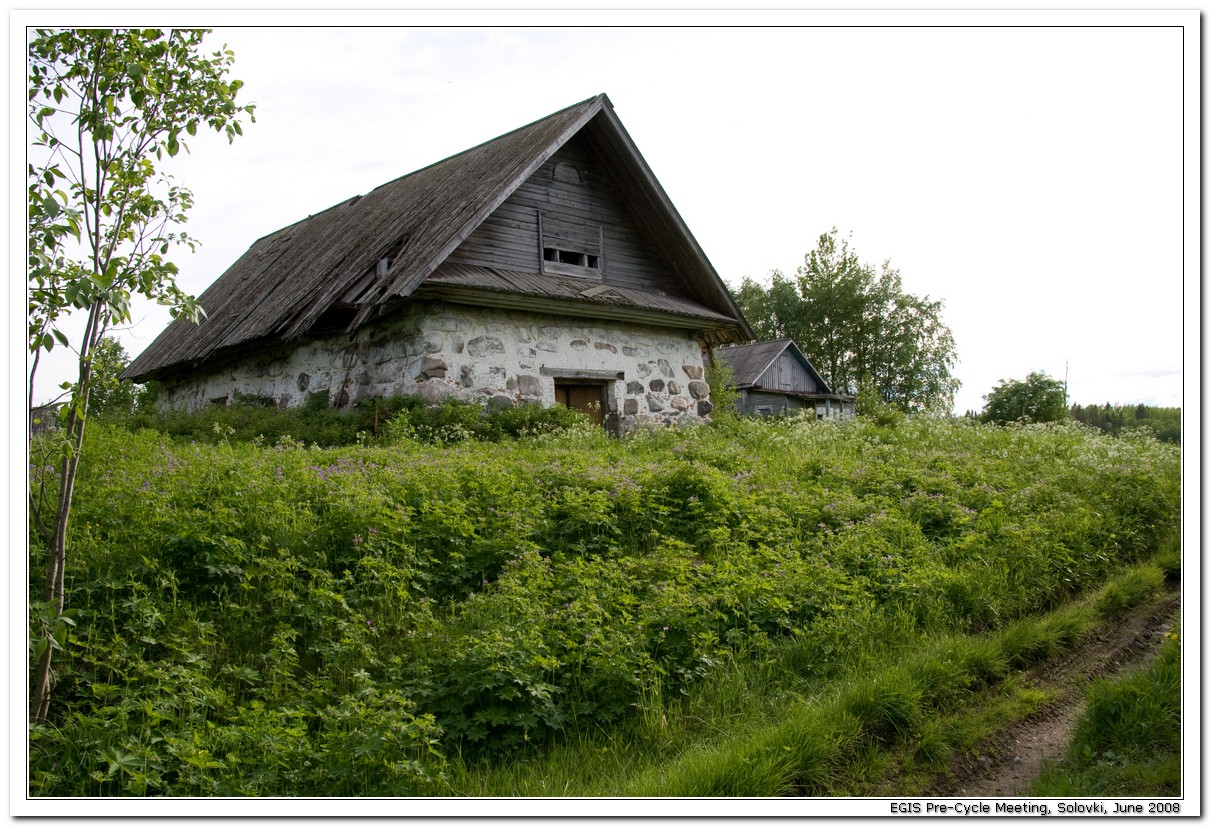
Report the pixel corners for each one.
[454,162,678,294]
[541,367,624,380]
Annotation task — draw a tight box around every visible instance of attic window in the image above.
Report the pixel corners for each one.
[544,247,599,270]
[539,212,603,280]
[552,161,584,185]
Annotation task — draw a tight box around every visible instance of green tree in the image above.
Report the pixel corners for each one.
[735,229,959,414]
[27,28,254,722]
[1070,402,1181,444]
[981,371,1068,425]
[83,336,137,417]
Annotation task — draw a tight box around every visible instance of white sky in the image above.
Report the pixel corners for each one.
[16,12,1198,416]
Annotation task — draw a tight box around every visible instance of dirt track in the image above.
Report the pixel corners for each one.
[927,587,1181,797]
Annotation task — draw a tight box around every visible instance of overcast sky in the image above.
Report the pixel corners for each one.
[19,12,1198,415]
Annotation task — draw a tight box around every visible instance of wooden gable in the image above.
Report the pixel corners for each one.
[717,339,834,396]
[447,133,675,296]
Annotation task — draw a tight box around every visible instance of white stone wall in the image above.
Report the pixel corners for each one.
[158,302,715,429]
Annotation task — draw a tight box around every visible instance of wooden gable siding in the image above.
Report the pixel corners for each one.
[446,134,674,295]
[763,350,822,395]
[746,389,810,413]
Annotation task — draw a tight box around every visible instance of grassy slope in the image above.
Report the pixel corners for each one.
[446,556,1180,797]
[28,414,1180,796]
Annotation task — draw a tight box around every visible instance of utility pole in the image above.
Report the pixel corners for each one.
[1063,360,1069,409]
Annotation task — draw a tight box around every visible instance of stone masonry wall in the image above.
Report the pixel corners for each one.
[157,302,715,430]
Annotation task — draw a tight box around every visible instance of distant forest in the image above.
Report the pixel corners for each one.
[1069,403,1181,444]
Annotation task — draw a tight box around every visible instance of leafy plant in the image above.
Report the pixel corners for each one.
[703,352,738,417]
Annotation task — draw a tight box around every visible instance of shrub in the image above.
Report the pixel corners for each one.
[117,393,593,448]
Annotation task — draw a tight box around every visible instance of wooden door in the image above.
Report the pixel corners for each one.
[555,383,605,425]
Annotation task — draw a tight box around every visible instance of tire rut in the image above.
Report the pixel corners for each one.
[927,587,1181,798]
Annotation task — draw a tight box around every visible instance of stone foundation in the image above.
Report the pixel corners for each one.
[157,302,715,430]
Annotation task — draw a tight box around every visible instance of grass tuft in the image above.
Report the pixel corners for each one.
[1096,565,1165,618]
[838,668,924,744]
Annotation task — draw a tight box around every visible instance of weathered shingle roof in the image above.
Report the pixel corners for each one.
[715,338,834,393]
[125,94,751,381]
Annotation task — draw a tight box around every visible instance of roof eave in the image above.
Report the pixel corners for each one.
[412,282,747,341]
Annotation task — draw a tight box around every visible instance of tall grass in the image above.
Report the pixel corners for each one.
[452,557,1174,797]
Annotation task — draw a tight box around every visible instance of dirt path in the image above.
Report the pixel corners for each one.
[927,588,1181,797]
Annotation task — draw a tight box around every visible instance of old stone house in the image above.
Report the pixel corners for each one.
[716,339,854,419]
[122,94,753,432]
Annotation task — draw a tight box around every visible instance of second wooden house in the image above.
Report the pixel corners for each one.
[716,339,854,419]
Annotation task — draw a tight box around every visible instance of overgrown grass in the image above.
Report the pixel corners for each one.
[113,393,592,447]
[28,414,1180,796]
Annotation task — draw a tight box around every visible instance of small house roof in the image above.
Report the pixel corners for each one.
[715,338,836,395]
[125,94,752,382]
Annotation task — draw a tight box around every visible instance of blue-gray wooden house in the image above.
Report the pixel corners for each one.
[716,339,854,419]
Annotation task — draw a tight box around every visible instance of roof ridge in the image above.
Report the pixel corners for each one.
[246,96,608,251]
[384,94,607,184]
[343,95,609,331]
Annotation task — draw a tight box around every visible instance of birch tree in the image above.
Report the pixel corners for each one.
[27,27,254,721]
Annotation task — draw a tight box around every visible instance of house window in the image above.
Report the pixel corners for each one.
[755,405,773,418]
[552,161,584,185]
